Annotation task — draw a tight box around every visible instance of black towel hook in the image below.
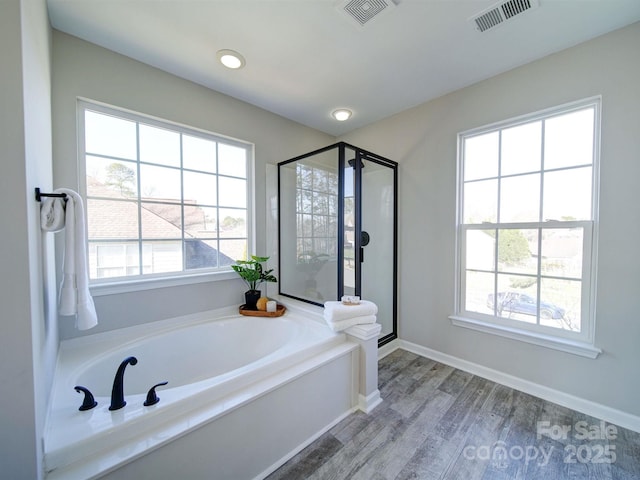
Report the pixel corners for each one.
[35,187,67,202]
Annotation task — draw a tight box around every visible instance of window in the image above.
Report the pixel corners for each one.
[452,98,600,357]
[79,100,253,283]
[295,163,339,261]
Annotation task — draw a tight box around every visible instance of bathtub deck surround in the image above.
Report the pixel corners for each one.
[343,322,382,413]
[43,300,381,479]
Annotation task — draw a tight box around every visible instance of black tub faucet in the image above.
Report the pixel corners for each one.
[74,386,97,411]
[109,356,138,411]
[144,381,169,406]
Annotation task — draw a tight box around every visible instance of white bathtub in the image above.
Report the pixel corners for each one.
[44,303,365,479]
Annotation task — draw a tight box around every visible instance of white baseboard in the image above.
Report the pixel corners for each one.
[358,390,382,413]
[378,338,401,359]
[384,339,640,434]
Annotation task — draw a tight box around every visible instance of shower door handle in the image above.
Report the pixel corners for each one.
[359,231,369,263]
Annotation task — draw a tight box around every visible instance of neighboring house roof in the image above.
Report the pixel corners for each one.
[87,198,185,239]
[87,176,237,240]
[86,176,238,266]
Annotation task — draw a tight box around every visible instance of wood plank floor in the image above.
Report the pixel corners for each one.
[267,349,640,480]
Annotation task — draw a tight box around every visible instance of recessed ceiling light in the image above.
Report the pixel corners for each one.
[216,49,246,69]
[332,109,352,121]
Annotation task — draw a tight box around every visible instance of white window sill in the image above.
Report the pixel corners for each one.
[449,315,602,359]
[90,270,240,297]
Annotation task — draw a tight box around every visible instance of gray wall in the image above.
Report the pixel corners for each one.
[0,0,57,478]
[341,22,640,418]
[52,31,334,339]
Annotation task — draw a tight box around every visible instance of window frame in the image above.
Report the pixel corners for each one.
[450,97,601,358]
[295,162,340,263]
[77,99,255,296]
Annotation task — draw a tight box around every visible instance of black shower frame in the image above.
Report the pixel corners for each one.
[277,141,398,347]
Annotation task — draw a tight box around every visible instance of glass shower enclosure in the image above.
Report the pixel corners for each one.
[278,142,397,345]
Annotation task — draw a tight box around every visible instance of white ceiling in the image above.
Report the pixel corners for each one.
[47,0,640,136]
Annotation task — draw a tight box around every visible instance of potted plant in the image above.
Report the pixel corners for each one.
[231,255,277,310]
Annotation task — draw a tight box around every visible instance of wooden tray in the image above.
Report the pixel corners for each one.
[239,304,286,317]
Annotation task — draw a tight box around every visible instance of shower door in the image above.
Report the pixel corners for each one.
[359,153,397,345]
[342,147,397,345]
[279,142,397,346]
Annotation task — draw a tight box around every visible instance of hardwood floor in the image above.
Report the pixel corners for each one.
[267,349,640,480]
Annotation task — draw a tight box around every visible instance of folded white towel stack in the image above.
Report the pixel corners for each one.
[323,300,378,332]
[324,300,378,323]
[325,314,377,332]
[52,188,98,331]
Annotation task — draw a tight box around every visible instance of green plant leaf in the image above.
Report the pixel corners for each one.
[231,255,277,290]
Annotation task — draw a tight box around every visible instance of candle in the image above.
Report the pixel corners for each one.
[266,300,277,312]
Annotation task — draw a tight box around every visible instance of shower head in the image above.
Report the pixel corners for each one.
[348,158,365,169]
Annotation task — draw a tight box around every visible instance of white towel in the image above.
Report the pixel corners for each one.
[40,196,66,232]
[325,314,377,332]
[55,188,98,330]
[323,300,378,323]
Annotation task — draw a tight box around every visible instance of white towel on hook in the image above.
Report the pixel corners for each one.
[55,188,98,330]
[40,196,66,232]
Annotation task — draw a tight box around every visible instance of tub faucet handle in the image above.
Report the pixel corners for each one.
[74,385,98,411]
[144,381,168,407]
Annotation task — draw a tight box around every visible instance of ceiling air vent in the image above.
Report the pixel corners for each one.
[338,0,396,27]
[470,0,540,33]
